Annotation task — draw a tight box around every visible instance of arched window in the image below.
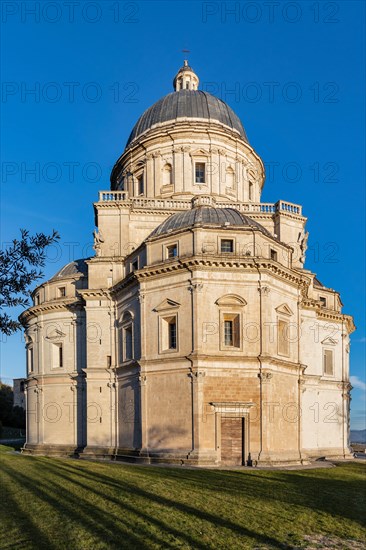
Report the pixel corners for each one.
[163,163,172,186]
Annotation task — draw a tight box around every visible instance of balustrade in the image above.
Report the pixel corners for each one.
[97,192,302,216]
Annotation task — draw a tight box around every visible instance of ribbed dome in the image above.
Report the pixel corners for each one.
[50,259,88,280]
[149,207,272,238]
[126,90,248,147]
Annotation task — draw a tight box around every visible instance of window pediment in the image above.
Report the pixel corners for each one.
[275,303,294,317]
[215,294,247,307]
[190,148,208,157]
[46,329,66,341]
[153,298,180,313]
[120,311,134,325]
[321,337,338,346]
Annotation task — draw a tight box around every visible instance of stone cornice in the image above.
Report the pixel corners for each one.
[317,311,355,333]
[300,301,355,333]
[109,257,304,292]
[300,374,351,388]
[19,297,84,324]
[78,289,112,301]
[259,355,304,372]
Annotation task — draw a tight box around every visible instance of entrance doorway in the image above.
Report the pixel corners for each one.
[220,416,245,466]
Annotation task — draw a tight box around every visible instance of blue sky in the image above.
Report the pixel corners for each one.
[1,1,365,429]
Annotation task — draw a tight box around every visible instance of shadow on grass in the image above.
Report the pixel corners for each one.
[1,460,157,550]
[113,462,366,527]
[0,479,55,550]
[2,457,294,550]
[59,459,366,528]
[2,452,365,549]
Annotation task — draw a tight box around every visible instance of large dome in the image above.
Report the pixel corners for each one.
[149,206,272,238]
[126,90,248,148]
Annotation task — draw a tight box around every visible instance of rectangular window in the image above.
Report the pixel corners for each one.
[138,174,144,195]
[28,348,34,373]
[35,294,40,305]
[221,239,234,253]
[131,259,139,271]
[278,319,289,356]
[195,162,205,183]
[270,249,278,261]
[168,318,177,349]
[323,349,334,375]
[319,296,327,307]
[167,244,178,259]
[51,343,63,368]
[160,315,178,352]
[107,355,112,368]
[249,182,253,201]
[224,320,233,346]
[58,287,66,297]
[124,326,133,360]
[223,315,240,348]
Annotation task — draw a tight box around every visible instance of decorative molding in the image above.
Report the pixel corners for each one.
[190,148,208,157]
[135,258,305,288]
[79,289,111,300]
[188,283,203,293]
[321,337,338,346]
[298,379,306,392]
[210,401,255,414]
[258,371,273,383]
[19,298,84,323]
[138,375,147,385]
[215,294,247,307]
[275,303,294,316]
[258,285,271,296]
[46,328,66,341]
[337,382,352,392]
[189,370,206,380]
[153,298,180,312]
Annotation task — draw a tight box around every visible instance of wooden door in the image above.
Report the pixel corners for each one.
[221,416,244,466]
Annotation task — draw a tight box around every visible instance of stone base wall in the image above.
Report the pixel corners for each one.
[21,443,82,458]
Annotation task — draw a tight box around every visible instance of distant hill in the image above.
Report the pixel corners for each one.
[350,429,366,443]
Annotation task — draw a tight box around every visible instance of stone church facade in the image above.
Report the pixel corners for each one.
[20,62,355,466]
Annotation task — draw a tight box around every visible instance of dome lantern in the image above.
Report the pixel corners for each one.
[173,60,199,91]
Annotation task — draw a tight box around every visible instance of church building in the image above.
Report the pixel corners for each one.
[20,62,355,466]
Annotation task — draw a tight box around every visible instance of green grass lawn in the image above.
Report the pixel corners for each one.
[0,444,365,549]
